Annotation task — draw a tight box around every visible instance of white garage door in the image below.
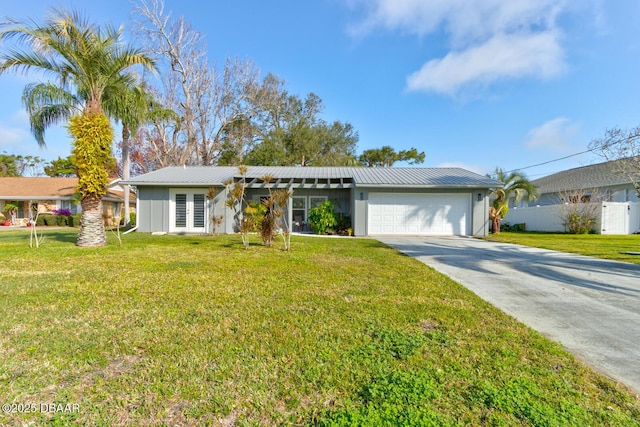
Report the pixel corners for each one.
[368,193,470,235]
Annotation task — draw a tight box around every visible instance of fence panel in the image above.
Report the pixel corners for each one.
[507,202,640,234]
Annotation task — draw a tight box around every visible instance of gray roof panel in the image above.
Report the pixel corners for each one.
[124,166,501,188]
[533,158,639,194]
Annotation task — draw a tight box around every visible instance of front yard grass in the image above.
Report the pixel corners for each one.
[1,230,639,426]
[485,232,640,264]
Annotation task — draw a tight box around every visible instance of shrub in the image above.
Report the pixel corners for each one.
[70,213,82,228]
[335,213,352,235]
[308,200,338,234]
[56,215,68,226]
[559,189,602,234]
[44,215,59,226]
[119,212,137,228]
[244,201,266,233]
[512,223,526,232]
[53,208,72,216]
[502,222,526,232]
[37,214,53,226]
[563,212,595,234]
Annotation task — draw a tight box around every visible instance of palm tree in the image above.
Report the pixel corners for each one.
[489,168,539,233]
[0,8,156,246]
[102,80,175,227]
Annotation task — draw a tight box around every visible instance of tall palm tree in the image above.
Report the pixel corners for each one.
[102,80,175,227]
[489,168,539,233]
[0,8,156,246]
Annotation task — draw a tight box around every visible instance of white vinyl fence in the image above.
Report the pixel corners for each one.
[505,202,640,234]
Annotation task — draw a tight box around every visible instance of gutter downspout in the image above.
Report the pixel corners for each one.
[123,226,137,235]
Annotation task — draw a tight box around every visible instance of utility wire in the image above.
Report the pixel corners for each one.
[503,133,640,175]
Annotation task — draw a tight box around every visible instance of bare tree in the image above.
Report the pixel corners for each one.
[589,127,640,198]
[557,188,606,234]
[132,0,279,167]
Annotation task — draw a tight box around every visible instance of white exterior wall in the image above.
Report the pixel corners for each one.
[507,202,640,234]
[506,206,567,232]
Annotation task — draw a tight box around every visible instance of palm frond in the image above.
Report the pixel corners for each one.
[490,168,539,203]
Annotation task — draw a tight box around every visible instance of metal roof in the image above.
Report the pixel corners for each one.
[123,166,500,189]
[533,158,639,194]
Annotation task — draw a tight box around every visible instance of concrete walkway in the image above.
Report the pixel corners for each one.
[376,236,640,394]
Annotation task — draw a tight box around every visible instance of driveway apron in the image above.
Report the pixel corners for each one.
[376,236,640,394]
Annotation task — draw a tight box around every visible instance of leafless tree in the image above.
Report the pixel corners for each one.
[132,0,282,167]
[589,127,640,198]
[557,188,606,234]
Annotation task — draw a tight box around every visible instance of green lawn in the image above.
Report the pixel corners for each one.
[1,230,639,426]
[485,232,640,264]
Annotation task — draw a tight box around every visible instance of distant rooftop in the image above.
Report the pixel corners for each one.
[0,177,132,201]
[533,157,639,194]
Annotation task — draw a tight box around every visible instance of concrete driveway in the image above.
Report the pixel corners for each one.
[376,236,640,394]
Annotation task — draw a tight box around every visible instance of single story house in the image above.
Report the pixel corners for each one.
[507,158,640,234]
[521,157,640,207]
[124,166,501,237]
[0,177,135,225]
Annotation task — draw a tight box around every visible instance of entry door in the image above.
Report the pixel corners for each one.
[170,190,207,233]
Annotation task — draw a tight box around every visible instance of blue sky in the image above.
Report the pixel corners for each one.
[1,0,639,178]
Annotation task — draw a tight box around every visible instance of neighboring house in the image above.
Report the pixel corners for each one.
[124,166,501,237]
[507,159,640,234]
[0,177,135,225]
[523,158,639,207]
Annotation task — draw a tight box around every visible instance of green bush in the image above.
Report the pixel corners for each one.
[119,212,137,228]
[244,201,266,233]
[70,213,82,228]
[56,215,68,226]
[502,222,526,232]
[335,213,352,235]
[308,200,338,234]
[564,212,595,234]
[37,214,54,226]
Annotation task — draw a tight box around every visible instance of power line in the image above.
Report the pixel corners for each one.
[503,133,640,175]
[504,148,595,174]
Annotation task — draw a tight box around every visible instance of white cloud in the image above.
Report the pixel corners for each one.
[348,0,571,94]
[524,117,580,150]
[406,31,564,94]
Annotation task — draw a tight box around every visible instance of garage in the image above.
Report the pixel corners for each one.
[368,193,471,235]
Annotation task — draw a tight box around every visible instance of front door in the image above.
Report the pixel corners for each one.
[170,190,207,233]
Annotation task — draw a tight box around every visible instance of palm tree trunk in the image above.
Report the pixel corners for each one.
[122,123,131,227]
[77,194,107,247]
[492,217,501,234]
